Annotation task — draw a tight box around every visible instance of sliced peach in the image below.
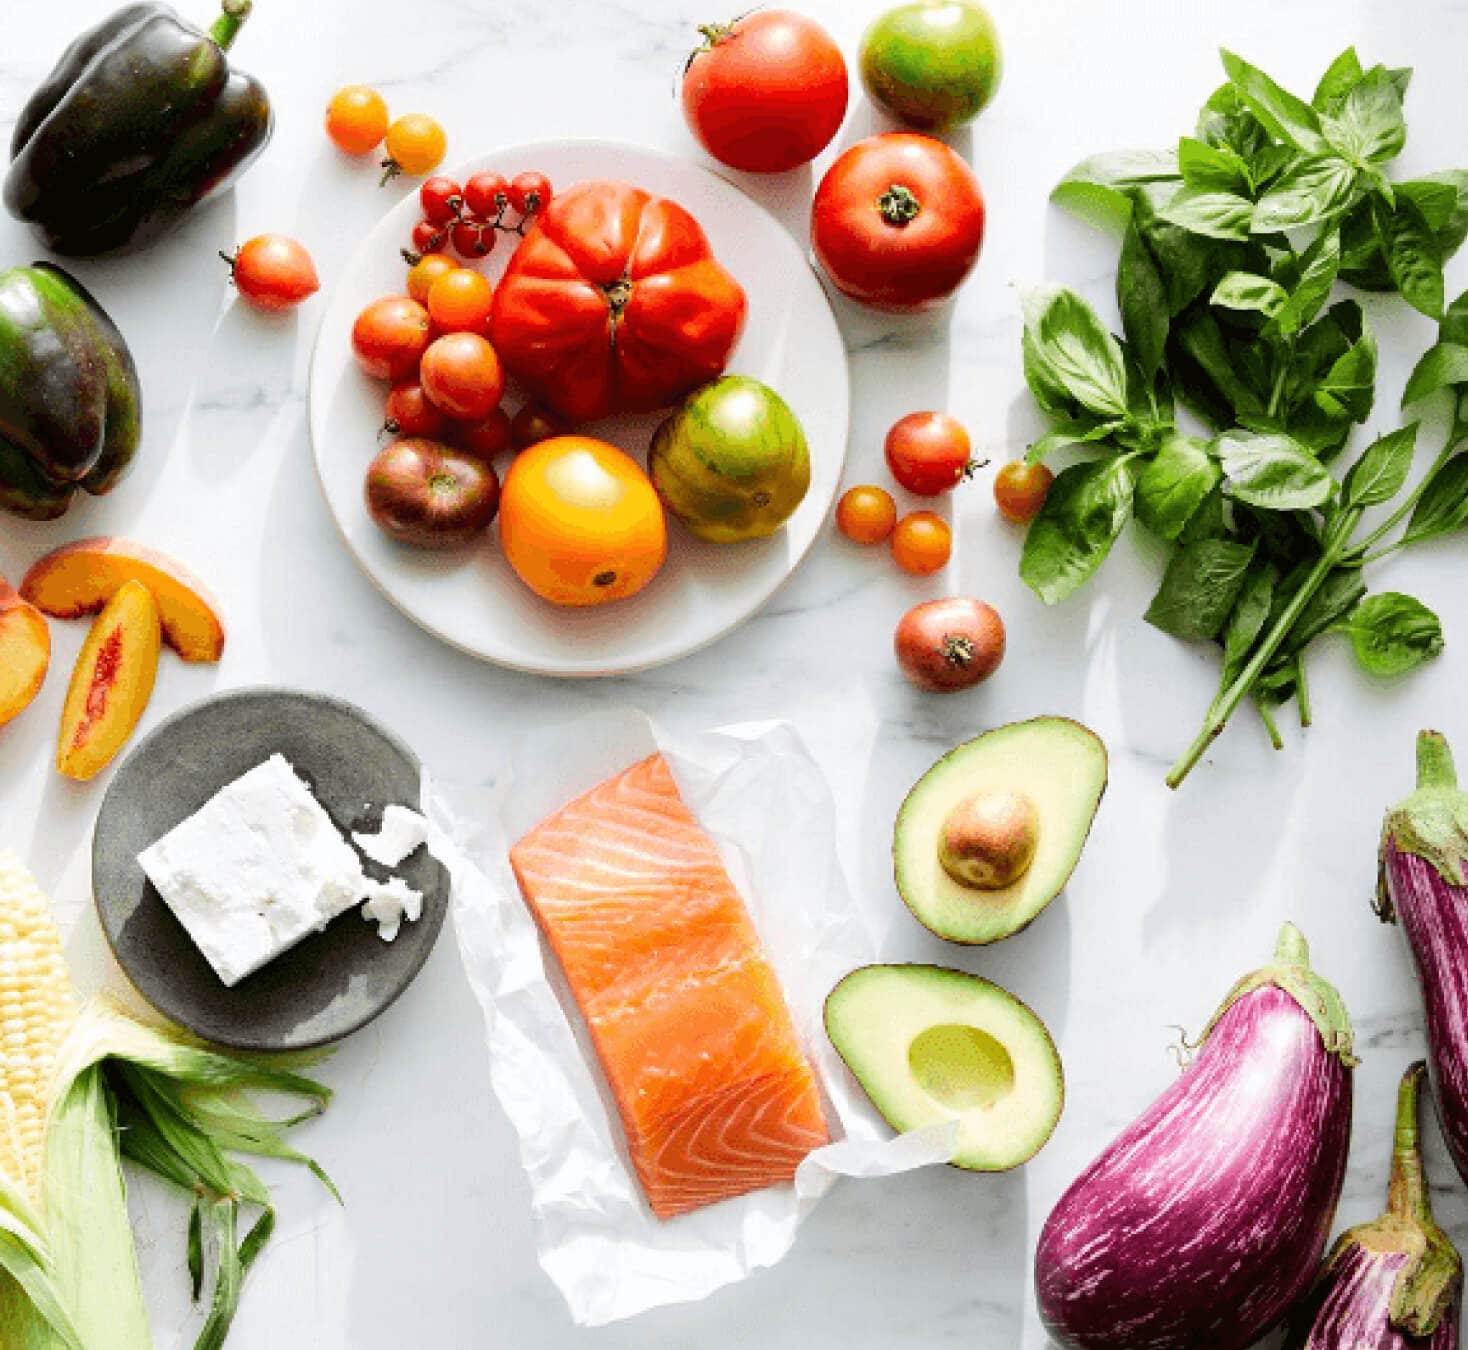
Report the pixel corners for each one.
[0,575,49,728]
[56,579,160,782]
[22,537,224,663]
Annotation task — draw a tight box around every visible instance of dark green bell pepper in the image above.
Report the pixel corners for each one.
[0,265,142,520]
[4,1,272,257]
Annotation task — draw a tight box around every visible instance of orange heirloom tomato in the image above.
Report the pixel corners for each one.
[892,510,952,574]
[488,180,747,423]
[812,132,985,312]
[499,435,667,607]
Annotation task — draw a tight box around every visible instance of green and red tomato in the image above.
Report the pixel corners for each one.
[365,438,500,548]
[859,1,1004,131]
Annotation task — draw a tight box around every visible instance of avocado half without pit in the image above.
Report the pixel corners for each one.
[826,965,1063,1171]
[894,717,1107,944]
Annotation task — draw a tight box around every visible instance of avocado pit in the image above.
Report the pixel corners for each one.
[938,787,1038,890]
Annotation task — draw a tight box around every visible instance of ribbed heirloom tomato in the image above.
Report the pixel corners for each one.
[489,180,747,422]
[499,436,667,607]
[812,132,986,311]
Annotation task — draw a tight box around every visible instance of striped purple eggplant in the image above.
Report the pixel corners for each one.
[1285,1061,1461,1349]
[1035,924,1355,1350]
[1379,731,1468,1190]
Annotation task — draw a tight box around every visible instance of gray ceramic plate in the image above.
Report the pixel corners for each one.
[93,687,448,1051]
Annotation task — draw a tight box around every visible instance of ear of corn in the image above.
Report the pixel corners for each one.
[0,851,338,1348]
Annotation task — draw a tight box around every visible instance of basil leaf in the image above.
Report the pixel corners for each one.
[1280,566,1366,655]
[1178,312,1266,416]
[1216,430,1335,509]
[1023,328,1077,418]
[1221,563,1275,687]
[1443,290,1468,347]
[1342,593,1445,676]
[1274,226,1341,335]
[1221,50,1328,154]
[1135,433,1219,540]
[1026,417,1126,463]
[1402,343,1468,406]
[1396,180,1460,233]
[1118,220,1169,380]
[1144,538,1257,640]
[1159,186,1255,240]
[1177,137,1251,194]
[1021,288,1131,419]
[1020,458,1136,604]
[1377,195,1445,319]
[1211,271,1287,318]
[1320,67,1406,165]
[1408,171,1468,262]
[1252,156,1359,232]
[1404,454,1468,545]
[1342,424,1418,507]
[1052,150,1182,233]
[1129,186,1224,314]
[1313,305,1377,422]
[1313,48,1365,110]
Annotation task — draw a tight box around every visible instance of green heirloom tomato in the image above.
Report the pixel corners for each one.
[649,376,811,544]
[859,1,1004,131]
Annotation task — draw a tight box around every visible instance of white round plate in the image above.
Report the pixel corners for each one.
[309,138,849,677]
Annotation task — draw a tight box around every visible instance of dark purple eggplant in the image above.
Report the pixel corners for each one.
[1035,923,1355,1350]
[1285,1061,1460,1349]
[1379,731,1468,1190]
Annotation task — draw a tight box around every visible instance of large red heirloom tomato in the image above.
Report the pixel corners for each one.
[811,132,986,312]
[488,180,748,423]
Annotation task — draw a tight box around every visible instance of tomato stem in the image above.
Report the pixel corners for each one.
[877,184,922,227]
[602,278,633,316]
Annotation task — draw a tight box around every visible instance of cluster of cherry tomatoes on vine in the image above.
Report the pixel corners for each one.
[406,170,552,263]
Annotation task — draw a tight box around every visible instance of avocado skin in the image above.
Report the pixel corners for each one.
[893,716,1108,945]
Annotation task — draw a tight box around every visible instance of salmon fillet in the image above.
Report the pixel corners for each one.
[509,753,829,1218]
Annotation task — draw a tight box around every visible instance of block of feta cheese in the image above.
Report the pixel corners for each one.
[361,875,424,942]
[352,803,430,868]
[138,754,369,987]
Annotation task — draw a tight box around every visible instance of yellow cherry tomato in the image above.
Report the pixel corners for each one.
[892,510,952,575]
[383,114,447,180]
[326,85,389,155]
[836,485,897,544]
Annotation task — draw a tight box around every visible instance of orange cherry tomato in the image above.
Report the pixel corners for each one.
[419,333,505,420]
[406,253,457,305]
[994,461,1055,524]
[499,436,667,607]
[383,114,447,179]
[884,411,974,496]
[453,408,513,460]
[326,85,389,155]
[427,268,495,333]
[351,296,431,380]
[892,510,952,574]
[836,484,897,544]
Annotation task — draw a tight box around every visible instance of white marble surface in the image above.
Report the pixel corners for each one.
[1,0,1465,1346]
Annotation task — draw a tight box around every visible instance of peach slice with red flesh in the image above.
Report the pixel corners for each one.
[56,579,160,781]
[0,575,49,728]
[22,537,224,663]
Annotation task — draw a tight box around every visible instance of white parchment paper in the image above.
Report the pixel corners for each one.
[426,707,956,1326]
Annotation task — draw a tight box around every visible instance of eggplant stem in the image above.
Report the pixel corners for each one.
[1274,923,1309,968]
[1388,1061,1434,1224]
[1417,731,1458,792]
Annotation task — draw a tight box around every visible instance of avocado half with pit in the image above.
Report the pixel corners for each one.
[825,964,1063,1171]
[894,717,1107,945]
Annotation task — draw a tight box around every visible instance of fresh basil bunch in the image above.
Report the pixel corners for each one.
[1020,47,1468,788]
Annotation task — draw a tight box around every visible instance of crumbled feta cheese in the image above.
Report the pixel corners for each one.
[361,875,424,942]
[138,754,368,987]
[352,804,430,868]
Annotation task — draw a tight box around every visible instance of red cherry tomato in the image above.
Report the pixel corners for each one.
[507,172,553,216]
[509,403,569,449]
[454,407,513,459]
[892,511,952,574]
[384,381,448,439]
[351,296,431,380]
[223,234,319,312]
[994,461,1055,523]
[409,219,447,258]
[451,219,495,259]
[419,176,463,225]
[681,10,848,173]
[812,132,986,311]
[884,412,974,496]
[420,332,506,420]
[463,172,509,219]
[835,485,897,544]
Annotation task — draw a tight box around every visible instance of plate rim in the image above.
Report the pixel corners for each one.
[91,684,446,1051]
[307,135,850,678]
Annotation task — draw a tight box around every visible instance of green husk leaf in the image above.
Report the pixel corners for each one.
[1380,732,1468,900]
